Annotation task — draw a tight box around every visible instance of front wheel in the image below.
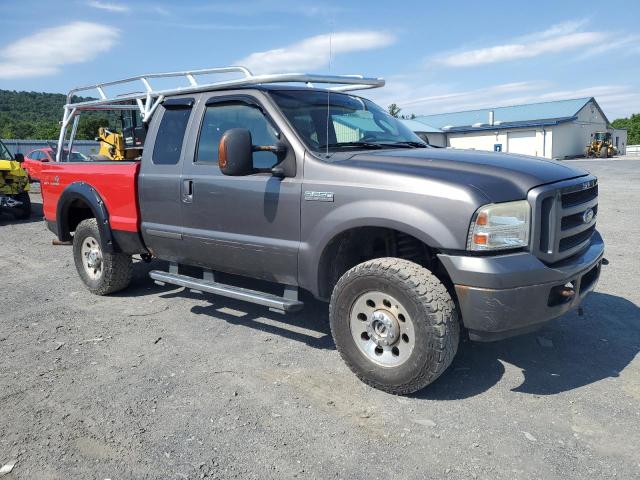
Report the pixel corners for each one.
[599,146,609,158]
[73,218,133,295]
[12,192,31,220]
[329,258,459,395]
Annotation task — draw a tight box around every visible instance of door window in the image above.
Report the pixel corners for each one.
[152,107,192,165]
[196,102,279,169]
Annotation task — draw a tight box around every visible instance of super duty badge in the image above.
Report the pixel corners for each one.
[304,191,334,202]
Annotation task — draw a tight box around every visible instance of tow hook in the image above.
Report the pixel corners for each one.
[560,281,576,298]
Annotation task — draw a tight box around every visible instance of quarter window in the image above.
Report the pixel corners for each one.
[196,102,279,169]
[152,107,191,165]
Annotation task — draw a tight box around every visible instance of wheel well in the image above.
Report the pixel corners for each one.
[64,198,95,235]
[317,227,452,300]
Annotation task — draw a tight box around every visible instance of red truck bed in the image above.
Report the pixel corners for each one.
[41,161,140,233]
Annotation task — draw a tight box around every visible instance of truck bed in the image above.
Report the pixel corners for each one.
[41,161,140,233]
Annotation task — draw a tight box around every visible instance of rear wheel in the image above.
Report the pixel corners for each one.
[73,218,133,295]
[329,258,459,395]
[12,192,31,220]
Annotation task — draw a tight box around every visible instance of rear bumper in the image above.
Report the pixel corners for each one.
[438,231,604,341]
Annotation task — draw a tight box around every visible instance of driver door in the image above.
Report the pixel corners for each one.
[180,94,302,285]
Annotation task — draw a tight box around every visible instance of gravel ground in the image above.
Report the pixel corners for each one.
[1,160,639,480]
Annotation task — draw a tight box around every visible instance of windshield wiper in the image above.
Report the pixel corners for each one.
[378,141,429,148]
[318,141,384,150]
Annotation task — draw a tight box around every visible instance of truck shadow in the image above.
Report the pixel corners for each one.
[120,261,638,397]
[416,292,640,400]
[117,259,334,350]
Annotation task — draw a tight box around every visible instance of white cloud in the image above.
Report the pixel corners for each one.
[195,1,345,17]
[236,31,395,74]
[433,20,604,68]
[368,77,548,115]
[577,34,640,60]
[86,0,130,12]
[0,22,119,79]
[367,78,639,120]
[518,19,588,41]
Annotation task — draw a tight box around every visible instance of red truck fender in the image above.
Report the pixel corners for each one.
[55,182,116,252]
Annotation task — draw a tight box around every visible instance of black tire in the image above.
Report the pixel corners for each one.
[329,258,459,395]
[12,192,31,220]
[584,147,592,158]
[599,146,608,159]
[73,218,133,295]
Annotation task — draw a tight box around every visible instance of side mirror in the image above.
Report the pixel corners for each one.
[218,129,292,177]
[14,153,24,163]
[218,128,254,176]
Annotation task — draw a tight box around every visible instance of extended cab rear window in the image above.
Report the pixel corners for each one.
[152,106,192,165]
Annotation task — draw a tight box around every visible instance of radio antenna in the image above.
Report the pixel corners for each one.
[325,24,333,158]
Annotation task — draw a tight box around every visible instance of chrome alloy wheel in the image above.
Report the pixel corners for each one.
[81,236,103,280]
[349,291,415,367]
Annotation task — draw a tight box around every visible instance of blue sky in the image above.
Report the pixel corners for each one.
[0,0,639,119]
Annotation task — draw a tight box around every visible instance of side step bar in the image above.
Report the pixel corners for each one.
[149,270,304,313]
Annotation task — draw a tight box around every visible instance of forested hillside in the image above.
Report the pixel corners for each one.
[0,89,108,140]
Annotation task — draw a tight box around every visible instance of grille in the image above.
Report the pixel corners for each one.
[561,184,598,208]
[530,176,598,264]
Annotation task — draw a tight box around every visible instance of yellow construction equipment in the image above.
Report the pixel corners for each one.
[94,109,146,161]
[96,127,139,161]
[0,139,31,219]
[585,132,617,158]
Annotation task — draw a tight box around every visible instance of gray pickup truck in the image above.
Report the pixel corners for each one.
[43,69,604,394]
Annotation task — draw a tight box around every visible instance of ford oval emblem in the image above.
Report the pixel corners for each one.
[582,208,594,224]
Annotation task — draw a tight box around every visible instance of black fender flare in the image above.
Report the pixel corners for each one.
[56,182,115,253]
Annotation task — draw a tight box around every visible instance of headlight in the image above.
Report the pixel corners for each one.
[467,200,530,251]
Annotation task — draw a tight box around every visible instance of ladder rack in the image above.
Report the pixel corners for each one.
[56,66,385,161]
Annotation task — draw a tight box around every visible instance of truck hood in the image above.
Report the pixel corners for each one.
[342,148,588,202]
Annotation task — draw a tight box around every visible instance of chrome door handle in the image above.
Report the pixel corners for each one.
[182,179,193,203]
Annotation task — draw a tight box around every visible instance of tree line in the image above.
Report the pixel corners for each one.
[0,89,111,140]
[612,115,640,145]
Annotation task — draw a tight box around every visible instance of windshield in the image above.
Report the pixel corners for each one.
[270,90,426,152]
[0,140,12,160]
[594,132,609,141]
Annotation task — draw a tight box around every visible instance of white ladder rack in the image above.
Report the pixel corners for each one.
[56,66,385,161]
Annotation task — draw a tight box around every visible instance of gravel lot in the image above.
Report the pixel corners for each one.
[1,159,639,480]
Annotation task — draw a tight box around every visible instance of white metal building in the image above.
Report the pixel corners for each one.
[398,119,447,147]
[406,97,627,159]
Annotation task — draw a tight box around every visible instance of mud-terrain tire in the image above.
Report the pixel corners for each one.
[329,258,459,395]
[73,218,132,295]
[12,192,31,220]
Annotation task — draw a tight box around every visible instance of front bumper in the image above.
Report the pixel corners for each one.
[438,231,604,341]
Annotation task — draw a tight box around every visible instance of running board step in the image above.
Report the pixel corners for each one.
[149,270,304,313]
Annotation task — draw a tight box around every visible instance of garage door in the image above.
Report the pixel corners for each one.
[507,130,537,156]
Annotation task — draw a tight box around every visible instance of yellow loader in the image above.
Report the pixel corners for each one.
[95,110,146,161]
[0,139,30,220]
[585,132,617,159]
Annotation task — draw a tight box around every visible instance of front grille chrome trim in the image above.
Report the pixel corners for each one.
[528,175,598,264]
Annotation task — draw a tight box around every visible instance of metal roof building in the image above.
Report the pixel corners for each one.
[406,97,627,158]
[399,119,447,147]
